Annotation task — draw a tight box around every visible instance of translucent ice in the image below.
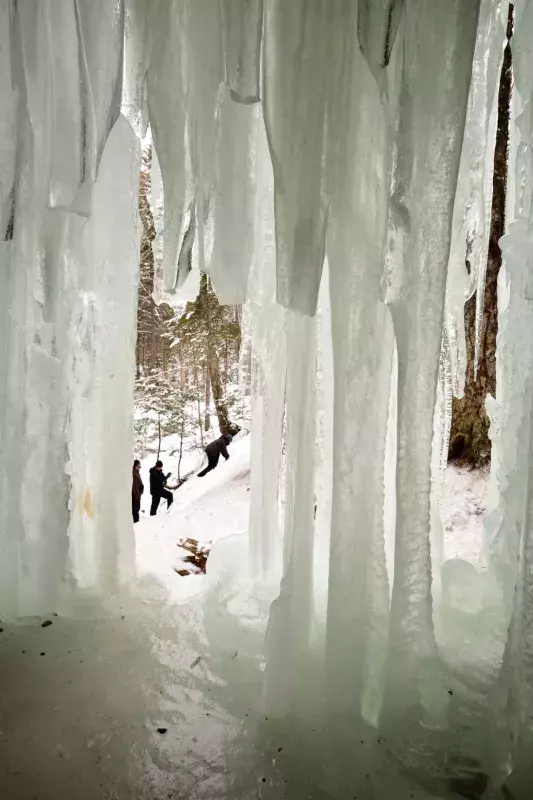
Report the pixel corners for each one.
[222,0,263,105]
[4,1,533,793]
[382,0,480,733]
[446,0,508,395]
[262,0,331,315]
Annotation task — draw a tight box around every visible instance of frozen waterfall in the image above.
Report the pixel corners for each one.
[2,0,533,795]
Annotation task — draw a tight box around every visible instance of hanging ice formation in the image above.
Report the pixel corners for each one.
[2,0,533,790]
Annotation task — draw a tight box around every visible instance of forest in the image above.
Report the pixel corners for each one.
[134,149,246,479]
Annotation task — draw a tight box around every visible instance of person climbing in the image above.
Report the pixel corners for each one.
[149,460,173,515]
[197,434,233,478]
[132,459,144,523]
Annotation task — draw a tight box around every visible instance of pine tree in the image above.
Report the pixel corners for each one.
[174,274,241,436]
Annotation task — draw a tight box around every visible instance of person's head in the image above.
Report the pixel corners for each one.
[155,460,163,470]
[133,459,141,471]
[223,434,233,445]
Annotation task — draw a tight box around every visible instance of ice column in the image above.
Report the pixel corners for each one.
[247,121,286,579]
[324,4,394,721]
[485,0,533,773]
[0,1,16,239]
[0,4,139,617]
[382,0,481,731]
[265,311,317,713]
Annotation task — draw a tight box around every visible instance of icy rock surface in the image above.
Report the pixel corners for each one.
[4,0,533,796]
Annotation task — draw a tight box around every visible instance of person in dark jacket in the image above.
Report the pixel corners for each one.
[132,459,144,523]
[149,460,173,515]
[197,434,233,477]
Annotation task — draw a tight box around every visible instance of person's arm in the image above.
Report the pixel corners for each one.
[220,441,229,460]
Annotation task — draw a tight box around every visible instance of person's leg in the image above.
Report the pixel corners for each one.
[150,494,161,516]
[132,500,140,523]
[162,488,173,509]
[197,454,218,478]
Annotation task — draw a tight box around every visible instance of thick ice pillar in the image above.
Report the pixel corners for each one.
[485,1,533,779]
[323,5,394,721]
[382,0,481,731]
[0,103,140,616]
[0,2,16,239]
[265,311,317,713]
[247,122,286,578]
[65,117,140,594]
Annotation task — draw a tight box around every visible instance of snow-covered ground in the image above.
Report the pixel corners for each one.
[135,433,251,603]
[136,428,489,604]
[442,463,489,565]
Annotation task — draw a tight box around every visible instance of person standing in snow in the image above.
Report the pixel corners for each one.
[149,460,173,515]
[132,459,144,523]
[197,434,233,477]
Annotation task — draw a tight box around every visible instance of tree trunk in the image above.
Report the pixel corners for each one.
[192,349,204,449]
[178,416,185,483]
[204,370,211,432]
[448,8,512,464]
[208,342,231,435]
[199,274,232,435]
[157,412,162,460]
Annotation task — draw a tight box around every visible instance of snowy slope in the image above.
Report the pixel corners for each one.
[135,434,251,603]
[135,433,489,607]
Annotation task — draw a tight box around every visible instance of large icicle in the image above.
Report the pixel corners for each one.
[247,120,286,579]
[123,0,150,138]
[17,1,84,211]
[323,2,394,722]
[484,2,533,780]
[446,0,508,396]
[65,116,140,593]
[262,0,330,316]
[382,0,481,734]
[222,0,263,105]
[73,0,124,212]
[208,86,258,305]
[0,1,16,240]
[147,0,224,292]
[264,311,317,714]
[16,0,124,215]
[145,0,189,292]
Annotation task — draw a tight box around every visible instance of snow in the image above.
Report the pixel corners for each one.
[135,434,251,604]
[442,464,489,564]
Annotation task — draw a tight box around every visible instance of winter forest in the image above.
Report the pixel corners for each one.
[3,1,533,800]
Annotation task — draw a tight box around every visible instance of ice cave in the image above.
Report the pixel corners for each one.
[1,0,532,798]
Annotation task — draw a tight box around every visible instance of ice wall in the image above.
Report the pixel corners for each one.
[2,0,533,792]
